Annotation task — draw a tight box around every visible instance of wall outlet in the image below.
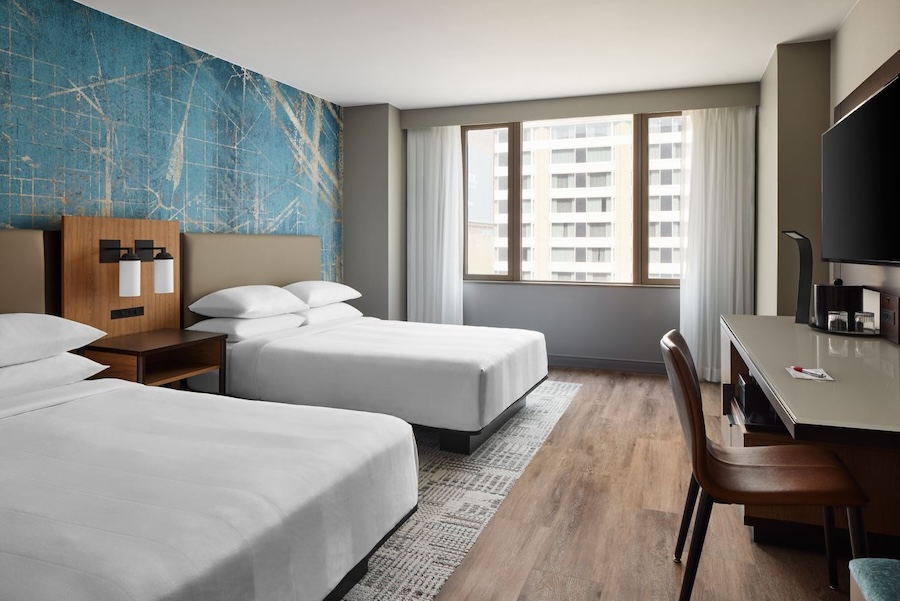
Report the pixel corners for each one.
[111,306,145,320]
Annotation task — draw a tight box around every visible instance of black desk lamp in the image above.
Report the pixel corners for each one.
[782,230,812,325]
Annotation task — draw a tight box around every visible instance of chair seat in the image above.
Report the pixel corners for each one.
[850,558,900,601]
[703,442,869,507]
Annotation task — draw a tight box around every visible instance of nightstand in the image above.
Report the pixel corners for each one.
[83,329,227,394]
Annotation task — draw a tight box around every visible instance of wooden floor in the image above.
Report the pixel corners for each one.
[435,368,852,601]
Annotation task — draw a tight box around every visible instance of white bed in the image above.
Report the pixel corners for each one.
[182,233,549,454]
[195,316,547,433]
[0,378,418,601]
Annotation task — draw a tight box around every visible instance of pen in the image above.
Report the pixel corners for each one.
[791,366,826,379]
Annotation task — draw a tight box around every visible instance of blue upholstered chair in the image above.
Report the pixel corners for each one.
[850,558,900,601]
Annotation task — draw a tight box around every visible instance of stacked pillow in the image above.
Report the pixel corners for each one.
[0,313,107,397]
[283,281,363,325]
[187,285,307,341]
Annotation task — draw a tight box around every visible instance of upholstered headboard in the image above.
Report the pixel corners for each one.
[0,229,60,314]
[181,233,321,327]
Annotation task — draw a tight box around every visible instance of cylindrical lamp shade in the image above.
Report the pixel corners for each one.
[119,253,141,297]
[154,251,175,294]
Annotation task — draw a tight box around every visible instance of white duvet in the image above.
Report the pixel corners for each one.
[0,379,418,601]
[227,317,549,432]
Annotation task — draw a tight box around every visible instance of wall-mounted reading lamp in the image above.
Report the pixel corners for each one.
[100,239,175,297]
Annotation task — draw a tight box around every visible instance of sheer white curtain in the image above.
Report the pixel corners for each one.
[407,126,464,324]
[680,106,756,382]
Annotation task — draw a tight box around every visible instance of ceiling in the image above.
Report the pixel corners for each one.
[74,0,857,110]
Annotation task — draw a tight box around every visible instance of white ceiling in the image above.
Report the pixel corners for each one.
[74,0,857,110]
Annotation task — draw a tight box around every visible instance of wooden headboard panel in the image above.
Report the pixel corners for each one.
[0,229,60,314]
[61,216,181,335]
[181,233,321,327]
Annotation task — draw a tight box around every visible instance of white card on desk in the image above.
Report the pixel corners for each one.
[786,367,834,381]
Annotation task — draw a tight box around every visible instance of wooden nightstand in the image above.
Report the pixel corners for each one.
[83,329,227,394]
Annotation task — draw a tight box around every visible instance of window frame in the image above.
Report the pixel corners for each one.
[462,123,521,281]
[463,114,680,285]
[640,112,682,286]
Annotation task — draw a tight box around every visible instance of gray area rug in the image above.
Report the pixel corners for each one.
[344,380,582,601]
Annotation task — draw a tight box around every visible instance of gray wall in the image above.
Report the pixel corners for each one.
[756,51,779,315]
[464,283,679,372]
[831,0,900,296]
[756,41,832,318]
[343,104,407,319]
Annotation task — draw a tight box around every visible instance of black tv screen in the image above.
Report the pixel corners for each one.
[821,75,900,265]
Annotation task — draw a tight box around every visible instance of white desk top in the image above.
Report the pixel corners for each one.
[721,315,900,440]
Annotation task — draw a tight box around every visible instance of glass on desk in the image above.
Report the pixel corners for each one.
[827,310,848,332]
[854,311,876,334]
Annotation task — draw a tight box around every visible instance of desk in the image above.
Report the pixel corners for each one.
[720,315,900,544]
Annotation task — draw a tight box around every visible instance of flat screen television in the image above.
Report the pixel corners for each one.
[821,75,900,265]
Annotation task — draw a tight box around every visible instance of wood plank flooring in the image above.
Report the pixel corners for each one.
[435,368,852,600]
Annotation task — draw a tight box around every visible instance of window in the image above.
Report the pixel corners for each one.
[587,197,613,212]
[588,223,613,237]
[551,198,574,213]
[551,149,575,164]
[551,174,576,188]
[463,112,683,284]
[551,223,576,238]
[551,248,575,262]
[588,247,613,262]
[649,195,680,212]
[588,172,612,187]
[586,147,613,162]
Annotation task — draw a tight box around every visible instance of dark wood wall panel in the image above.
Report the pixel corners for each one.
[62,216,180,336]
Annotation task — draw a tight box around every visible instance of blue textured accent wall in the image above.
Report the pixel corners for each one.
[1,0,343,279]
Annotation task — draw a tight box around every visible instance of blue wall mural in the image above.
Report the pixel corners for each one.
[0,0,343,279]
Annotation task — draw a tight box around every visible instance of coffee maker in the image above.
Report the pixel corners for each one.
[812,280,864,330]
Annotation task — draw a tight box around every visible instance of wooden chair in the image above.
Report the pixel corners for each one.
[660,329,869,601]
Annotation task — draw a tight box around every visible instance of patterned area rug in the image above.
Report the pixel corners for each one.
[344,380,582,601]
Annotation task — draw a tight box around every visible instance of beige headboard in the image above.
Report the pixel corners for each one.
[0,229,60,314]
[181,233,321,327]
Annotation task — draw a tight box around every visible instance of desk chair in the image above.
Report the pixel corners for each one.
[660,329,869,601]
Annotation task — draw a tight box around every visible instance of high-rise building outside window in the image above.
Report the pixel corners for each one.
[463,113,682,284]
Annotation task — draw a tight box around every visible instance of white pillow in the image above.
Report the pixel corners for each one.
[186,314,306,342]
[283,281,361,308]
[0,352,107,397]
[189,285,309,318]
[0,313,106,368]
[302,302,363,325]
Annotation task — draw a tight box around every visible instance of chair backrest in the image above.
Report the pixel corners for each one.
[660,329,710,480]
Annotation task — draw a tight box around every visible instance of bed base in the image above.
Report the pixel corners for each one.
[426,376,548,455]
[323,504,418,600]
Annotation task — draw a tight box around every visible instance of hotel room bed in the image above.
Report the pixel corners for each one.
[182,233,549,453]
[0,377,418,601]
[195,315,547,433]
[0,229,419,601]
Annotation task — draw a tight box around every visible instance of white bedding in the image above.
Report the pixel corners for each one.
[0,379,418,601]
[225,317,548,432]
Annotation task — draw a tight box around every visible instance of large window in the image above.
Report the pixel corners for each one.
[463,113,683,284]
